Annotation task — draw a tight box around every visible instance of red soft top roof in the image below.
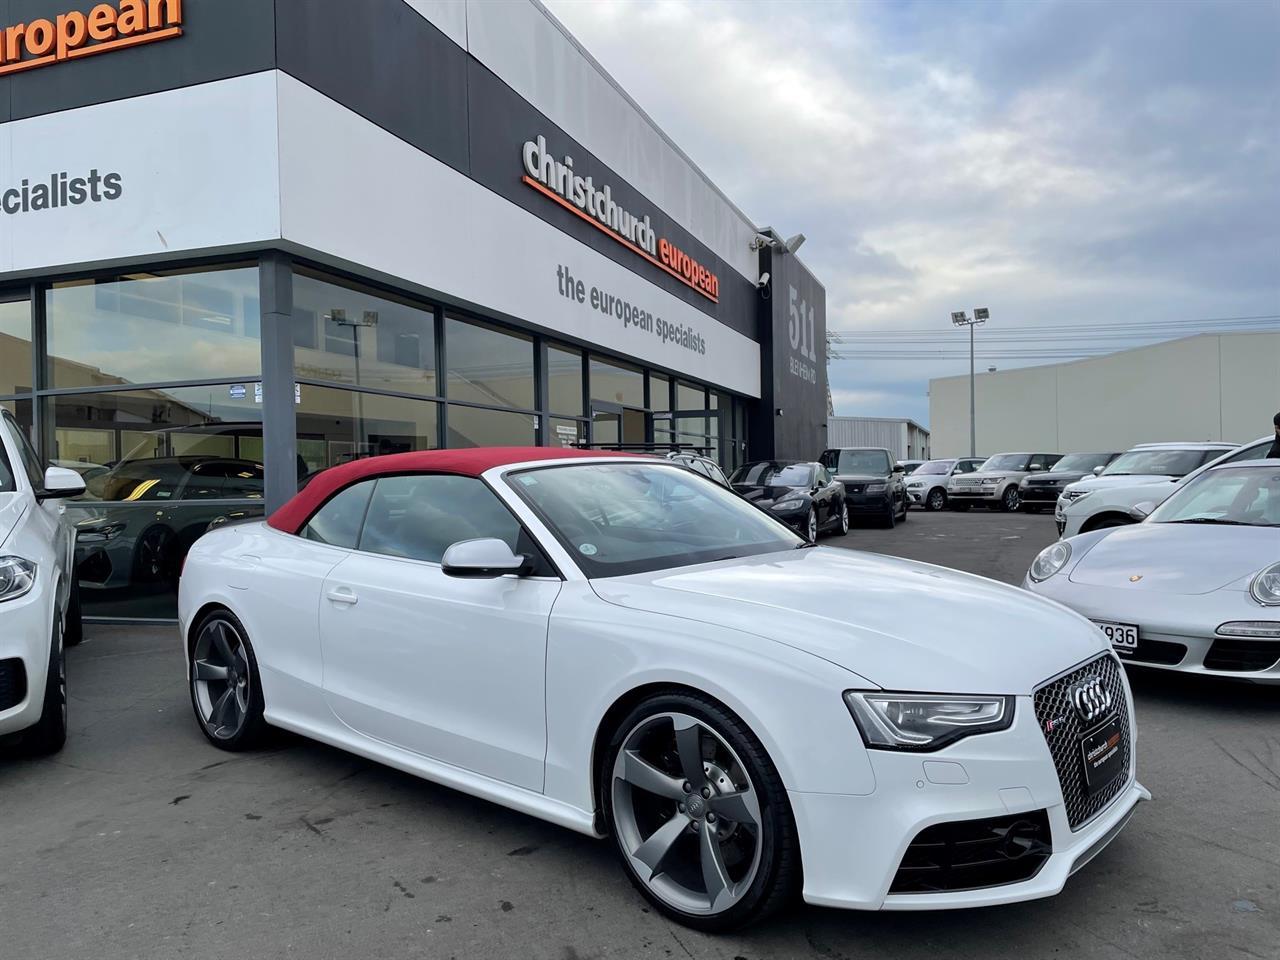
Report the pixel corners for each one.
[267,446,638,534]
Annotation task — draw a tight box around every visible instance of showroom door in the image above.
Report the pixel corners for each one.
[591,401,647,449]
[317,474,560,792]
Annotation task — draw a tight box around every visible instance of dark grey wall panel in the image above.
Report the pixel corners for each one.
[466,60,758,341]
[274,0,470,175]
[0,0,275,121]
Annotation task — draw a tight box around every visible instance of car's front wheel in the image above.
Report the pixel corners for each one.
[926,488,946,511]
[603,692,798,931]
[189,609,268,751]
[805,508,819,543]
[837,501,850,535]
[20,617,67,756]
[1001,486,1020,512]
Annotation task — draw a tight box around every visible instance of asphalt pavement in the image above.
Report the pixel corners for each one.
[1,509,1276,960]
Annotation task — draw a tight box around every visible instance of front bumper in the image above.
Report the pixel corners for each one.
[948,485,1002,503]
[1025,576,1280,682]
[0,579,55,737]
[790,696,1148,910]
[1021,484,1067,504]
[844,493,893,515]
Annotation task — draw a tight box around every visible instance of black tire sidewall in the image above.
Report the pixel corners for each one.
[189,608,268,751]
[64,575,84,647]
[927,489,945,511]
[21,614,67,756]
[601,691,798,932]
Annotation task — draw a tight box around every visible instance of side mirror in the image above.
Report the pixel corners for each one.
[1130,501,1157,520]
[441,538,529,578]
[37,465,86,501]
[892,464,905,474]
[1027,464,1043,472]
[1092,465,1105,476]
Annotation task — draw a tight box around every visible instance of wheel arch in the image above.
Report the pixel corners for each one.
[1080,511,1136,534]
[184,600,243,657]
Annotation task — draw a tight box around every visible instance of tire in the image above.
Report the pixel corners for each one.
[21,616,67,757]
[925,488,946,511]
[188,609,269,751]
[805,508,819,543]
[897,496,908,522]
[63,575,84,648]
[601,691,799,932]
[1000,486,1020,512]
[837,501,850,536]
[883,502,896,528]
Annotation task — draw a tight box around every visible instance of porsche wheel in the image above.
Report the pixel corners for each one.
[189,610,268,751]
[603,693,798,931]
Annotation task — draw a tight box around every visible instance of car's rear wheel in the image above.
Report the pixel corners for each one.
[1000,487,1020,512]
[805,508,819,543]
[189,610,268,751]
[926,488,946,511]
[603,693,798,931]
[21,617,67,756]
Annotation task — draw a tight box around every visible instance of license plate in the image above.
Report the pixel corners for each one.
[1094,620,1138,652]
[1079,714,1124,796]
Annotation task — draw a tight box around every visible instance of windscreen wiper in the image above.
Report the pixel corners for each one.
[1166,517,1250,525]
[794,541,819,549]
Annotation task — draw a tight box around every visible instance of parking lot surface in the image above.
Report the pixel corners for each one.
[2,510,1276,960]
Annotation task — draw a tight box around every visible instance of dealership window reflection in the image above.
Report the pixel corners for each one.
[296,384,439,475]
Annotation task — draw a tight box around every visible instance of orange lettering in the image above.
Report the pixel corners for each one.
[148,0,182,28]
[87,4,118,41]
[26,18,55,56]
[56,12,88,58]
[118,0,146,35]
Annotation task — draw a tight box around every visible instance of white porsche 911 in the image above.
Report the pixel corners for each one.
[1027,462,1280,683]
[179,447,1147,930]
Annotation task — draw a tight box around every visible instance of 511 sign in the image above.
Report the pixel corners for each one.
[787,285,818,384]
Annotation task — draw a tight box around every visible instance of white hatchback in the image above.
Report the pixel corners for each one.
[180,447,1147,930]
[0,410,85,755]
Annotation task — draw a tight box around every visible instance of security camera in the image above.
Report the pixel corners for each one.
[783,233,806,254]
[757,271,771,288]
[750,233,774,251]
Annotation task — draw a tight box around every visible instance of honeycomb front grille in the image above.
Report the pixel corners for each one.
[1033,654,1132,831]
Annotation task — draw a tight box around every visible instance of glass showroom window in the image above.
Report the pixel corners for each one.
[547,344,584,417]
[46,266,261,388]
[1,297,33,397]
[447,404,537,448]
[293,271,438,398]
[446,316,535,411]
[590,356,645,408]
[296,384,439,475]
[56,385,267,621]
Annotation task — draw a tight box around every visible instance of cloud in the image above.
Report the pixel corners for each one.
[545,0,1280,426]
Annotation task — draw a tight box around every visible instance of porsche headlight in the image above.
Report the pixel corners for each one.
[1250,562,1280,606]
[771,498,806,511]
[1029,541,1072,582]
[844,691,1014,751]
[0,556,37,602]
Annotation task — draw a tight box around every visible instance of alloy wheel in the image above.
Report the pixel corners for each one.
[927,488,945,511]
[1003,487,1020,511]
[191,618,252,740]
[806,509,819,543]
[839,502,850,535]
[611,712,764,916]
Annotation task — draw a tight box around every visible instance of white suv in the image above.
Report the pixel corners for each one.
[0,411,85,755]
[904,457,985,510]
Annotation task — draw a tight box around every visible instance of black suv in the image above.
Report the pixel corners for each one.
[819,447,908,528]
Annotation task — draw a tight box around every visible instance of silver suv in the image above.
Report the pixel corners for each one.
[904,457,985,511]
[947,452,1062,512]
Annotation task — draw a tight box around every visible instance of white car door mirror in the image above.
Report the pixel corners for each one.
[37,465,86,501]
[441,538,528,578]
[1130,501,1157,520]
[1092,465,1105,476]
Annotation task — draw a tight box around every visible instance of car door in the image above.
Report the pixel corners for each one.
[818,465,840,522]
[317,473,560,792]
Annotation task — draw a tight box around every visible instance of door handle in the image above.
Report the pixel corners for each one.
[326,587,358,605]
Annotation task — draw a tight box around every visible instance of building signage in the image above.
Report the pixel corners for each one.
[522,135,721,304]
[0,0,183,78]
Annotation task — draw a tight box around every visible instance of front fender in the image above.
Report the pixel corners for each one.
[542,583,878,820]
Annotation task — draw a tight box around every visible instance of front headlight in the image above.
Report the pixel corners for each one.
[771,498,805,511]
[865,482,887,493]
[982,476,1002,486]
[1029,541,1072,582]
[0,556,37,602]
[843,691,1014,751]
[1063,490,1089,502]
[1250,562,1280,606]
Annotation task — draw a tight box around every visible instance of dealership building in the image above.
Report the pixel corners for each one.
[0,0,828,618]
[929,331,1279,458]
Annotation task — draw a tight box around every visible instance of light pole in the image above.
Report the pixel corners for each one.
[950,307,988,457]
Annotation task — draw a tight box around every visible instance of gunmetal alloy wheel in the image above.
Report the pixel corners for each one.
[838,501,850,535]
[611,712,765,918]
[806,508,819,543]
[926,488,946,511]
[190,613,267,750]
[1001,486,1020,512]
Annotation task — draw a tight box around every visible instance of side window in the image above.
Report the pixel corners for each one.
[1221,442,1271,465]
[358,474,532,567]
[3,412,44,489]
[301,479,376,548]
[1028,454,1052,471]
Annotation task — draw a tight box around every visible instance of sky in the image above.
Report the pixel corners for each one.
[543,0,1280,426]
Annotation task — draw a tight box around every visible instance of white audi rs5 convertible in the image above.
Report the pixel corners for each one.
[179,448,1147,930]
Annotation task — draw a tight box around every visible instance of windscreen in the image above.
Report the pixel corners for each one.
[980,453,1031,472]
[1149,467,1280,526]
[1103,449,1207,478]
[1051,453,1113,473]
[823,450,890,476]
[509,462,803,578]
[912,460,954,475]
[730,462,813,487]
